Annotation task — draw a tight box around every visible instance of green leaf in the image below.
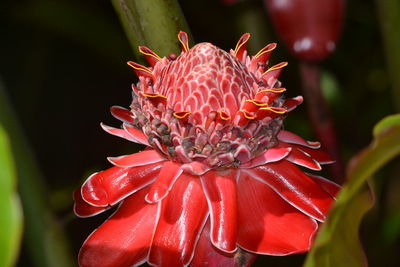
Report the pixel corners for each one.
[0,125,23,267]
[304,113,400,267]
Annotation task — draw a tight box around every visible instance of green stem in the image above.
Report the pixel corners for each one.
[377,0,400,111]
[0,78,73,267]
[111,0,192,58]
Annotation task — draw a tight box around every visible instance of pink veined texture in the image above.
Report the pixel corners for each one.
[74,31,341,267]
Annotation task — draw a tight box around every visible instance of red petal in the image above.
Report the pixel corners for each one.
[191,221,257,267]
[107,149,166,167]
[73,188,109,218]
[138,46,162,67]
[292,144,335,164]
[181,161,211,175]
[100,123,138,143]
[145,161,183,203]
[241,147,291,168]
[110,106,135,124]
[246,161,335,222]
[201,170,238,253]
[234,33,250,61]
[81,162,162,207]
[285,147,322,170]
[78,188,158,267]
[308,173,341,199]
[237,172,318,255]
[148,173,208,267]
[277,130,320,148]
[123,123,149,146]
[250,43,276,72]
[284,96,303,112]
[127,61,155,81]
[178,31,190,52]
[261,62,288,86]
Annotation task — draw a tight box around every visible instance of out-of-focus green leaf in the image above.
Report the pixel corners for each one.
[304,184,373,267]
[372,113,400,137]
[0,125,23,267]
[304,114,400,267]
[0,79,73,267]
[111,0,191,58]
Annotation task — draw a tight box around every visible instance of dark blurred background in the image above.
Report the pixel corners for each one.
[1,0,399,266]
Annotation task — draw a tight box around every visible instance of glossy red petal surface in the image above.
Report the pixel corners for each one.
[237,172,318,255]
[73,188,109,218]
[246,160,335,222]
[277,130,320,148]
[191,221,257,267]
[241,147,291,168]
[108,149,166,167]
[148,173,208,267]
[78,188,158,267]
[292,144,335,164]
[308,174,341,199]
[285,147,322,170]
[181,161,211,176]
[81,162,162,207]
[201,170,238,253]
[145,161,183,203]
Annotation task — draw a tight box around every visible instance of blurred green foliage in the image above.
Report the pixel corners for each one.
[305,114,400,267]
[0,78,73,267]
[0,125,23,267]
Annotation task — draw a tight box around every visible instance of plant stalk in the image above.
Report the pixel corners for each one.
[111,0,192,58]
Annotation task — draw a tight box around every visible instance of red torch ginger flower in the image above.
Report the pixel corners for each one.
[74,32,340,267]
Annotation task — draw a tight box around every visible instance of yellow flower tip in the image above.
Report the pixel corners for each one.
[217,110,231,121]
[259,106,287,114]
[239,110,256,120]
[178,31,190,53]
[254,43,277,59]
[234,33,251,61]
[173,111,191,119]
[140,93,167,99]
[264,62,289,74]
[245,99,268,107]
[138,46,162,64]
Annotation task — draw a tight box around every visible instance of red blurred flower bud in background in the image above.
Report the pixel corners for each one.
[265,0,345,62]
